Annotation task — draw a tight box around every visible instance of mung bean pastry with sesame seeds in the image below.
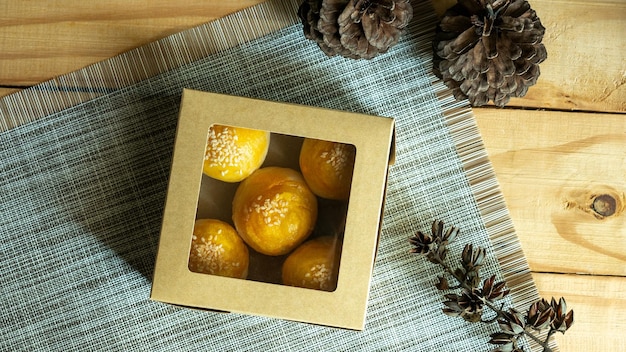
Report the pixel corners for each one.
[188,219,249,279]
[203,124,270,183]
[282,236,340,291]
[299,139,355,200]
[232,167,318,256]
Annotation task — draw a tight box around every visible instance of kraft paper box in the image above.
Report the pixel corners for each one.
[150,89,395,330]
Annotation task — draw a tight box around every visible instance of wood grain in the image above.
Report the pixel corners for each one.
[0,88,19,98]
[510,0,626,112]
[432,0,626,112]
[0,0,265,86]
[2,1,625,112]
[474,107,626,276]
[533,272,626,352]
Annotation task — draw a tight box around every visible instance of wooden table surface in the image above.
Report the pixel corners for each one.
[1,1,624,351]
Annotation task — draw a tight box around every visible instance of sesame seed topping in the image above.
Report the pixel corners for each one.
[250,194,289,227]
[320,143,351,178]
[205,126,245,171]
[189,235,227,275]
[304,263,332,290]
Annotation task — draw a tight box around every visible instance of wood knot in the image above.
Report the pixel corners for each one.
[560,187,624,220]
[592,194,617,217]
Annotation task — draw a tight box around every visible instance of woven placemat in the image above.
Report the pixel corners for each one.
[0,1,553,351]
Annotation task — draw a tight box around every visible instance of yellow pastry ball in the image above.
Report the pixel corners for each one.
[232,167,318,256]
[203,125,270,182]
[299,138,355,200]
[282,236,340,291]
[188,219,249,279]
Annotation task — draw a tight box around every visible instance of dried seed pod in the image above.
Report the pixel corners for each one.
[298,0,413,59]
[443,289,485,322]
[433,0,547,107]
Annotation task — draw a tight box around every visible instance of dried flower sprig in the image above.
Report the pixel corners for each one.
[409,220,574,352]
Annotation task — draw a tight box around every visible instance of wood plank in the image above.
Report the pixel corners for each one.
[474,107,626,276]
[0,88,19,98]
[0,0,265,86]
[2,1,625,112]
[533,272,626,352]
[432,0,626,112]
[510,0,626,112]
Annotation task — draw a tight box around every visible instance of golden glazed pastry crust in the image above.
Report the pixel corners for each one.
[299,138,355,200]
[203,125,270,183]
[232,167,318,256]
[188,219,249,279]
[282,236,340,291]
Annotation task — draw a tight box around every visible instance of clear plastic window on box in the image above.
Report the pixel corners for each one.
[190,124,356,292]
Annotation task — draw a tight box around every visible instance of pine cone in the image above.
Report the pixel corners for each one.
[433,0,547,107]
[298,0,413,59]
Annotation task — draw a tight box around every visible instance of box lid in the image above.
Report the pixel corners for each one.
[151,89,395,330]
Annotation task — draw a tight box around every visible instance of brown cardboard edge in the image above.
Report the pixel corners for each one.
[150,89,395,330]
